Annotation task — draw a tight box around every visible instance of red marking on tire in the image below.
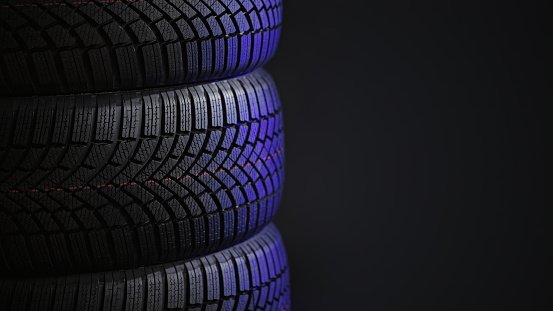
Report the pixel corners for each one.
[7,148,283,194]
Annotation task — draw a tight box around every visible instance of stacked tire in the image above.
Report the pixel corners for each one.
[0,1,289,310]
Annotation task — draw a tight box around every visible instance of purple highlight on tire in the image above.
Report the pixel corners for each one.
[0,223,291,310]
[0,0,283,96]
[0,69,285,276]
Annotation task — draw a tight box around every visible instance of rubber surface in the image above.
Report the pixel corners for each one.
[0,69,284,275]
[0,223,291,311]
[0,0,282,96]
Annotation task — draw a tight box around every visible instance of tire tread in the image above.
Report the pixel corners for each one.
[0,69,285,275]
[0,0,283,95]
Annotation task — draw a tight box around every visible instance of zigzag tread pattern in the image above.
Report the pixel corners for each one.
[0,0,283,95]
[0,69,285,275]
[0,223,292,311]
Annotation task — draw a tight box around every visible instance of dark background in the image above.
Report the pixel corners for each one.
[265,1,550,310]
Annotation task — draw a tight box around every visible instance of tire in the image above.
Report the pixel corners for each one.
[0,223,291,311]
[0,0,282,96]
[0,69,285,275]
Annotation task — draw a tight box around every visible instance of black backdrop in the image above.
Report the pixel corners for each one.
[264,1,549,310]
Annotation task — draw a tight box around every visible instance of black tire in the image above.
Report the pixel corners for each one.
[0,223,291,311]
[0,0,282,96]
[0,69,284,275]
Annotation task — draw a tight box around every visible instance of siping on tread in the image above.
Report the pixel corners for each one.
[0,0,283,96]
[0,69,285,275]
[0,223,292,311]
